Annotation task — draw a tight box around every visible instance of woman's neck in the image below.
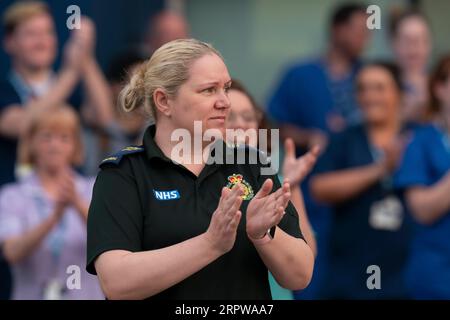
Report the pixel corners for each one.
[325,45,353,80]
[367,116,402,148]
[402,68,426,83]
[13,62,51,85]
[36,167,64,199]
[154,122,208,176]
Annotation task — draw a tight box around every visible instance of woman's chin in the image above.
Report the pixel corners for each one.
[37,162,68,173]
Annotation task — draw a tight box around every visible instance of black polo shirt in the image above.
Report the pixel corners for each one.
[86,124,304,300]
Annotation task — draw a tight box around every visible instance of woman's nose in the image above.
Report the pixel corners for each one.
[216,90,231,109]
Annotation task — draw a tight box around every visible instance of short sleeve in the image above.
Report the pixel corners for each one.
[314,131,347,174]
[0,184,26,242]
[258,170,304,241]
[394,130,431,190]
[86,164,144,275]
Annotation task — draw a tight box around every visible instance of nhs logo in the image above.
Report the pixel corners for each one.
[153,189,180,201]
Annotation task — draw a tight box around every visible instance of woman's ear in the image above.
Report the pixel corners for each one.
[153,88,172,117]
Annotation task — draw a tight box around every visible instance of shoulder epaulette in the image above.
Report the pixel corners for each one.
[100,146,144,167]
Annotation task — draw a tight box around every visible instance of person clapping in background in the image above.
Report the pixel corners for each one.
[0,106,103,299]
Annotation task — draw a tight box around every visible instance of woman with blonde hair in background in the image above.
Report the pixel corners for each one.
[0,106,104,299]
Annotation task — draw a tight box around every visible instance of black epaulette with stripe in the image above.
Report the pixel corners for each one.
[99,146,144,167]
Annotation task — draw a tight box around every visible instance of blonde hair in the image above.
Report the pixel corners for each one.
[119,38,223,120]
[18,106,84,167]
[3,0,50,36]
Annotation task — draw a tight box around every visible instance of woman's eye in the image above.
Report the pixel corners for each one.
[224,86,231,94]
[203,87,215,94]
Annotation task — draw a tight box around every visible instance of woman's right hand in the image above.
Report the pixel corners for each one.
[205,185,244,255]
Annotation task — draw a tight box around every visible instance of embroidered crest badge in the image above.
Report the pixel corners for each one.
[226,174,254,200]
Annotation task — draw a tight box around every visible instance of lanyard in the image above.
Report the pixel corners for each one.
[8,71,55,103]
[369,145,393,193]
[8,71,35,104]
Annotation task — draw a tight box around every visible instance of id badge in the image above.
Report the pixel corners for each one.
[369,196,404,231]
[43,278,63,300]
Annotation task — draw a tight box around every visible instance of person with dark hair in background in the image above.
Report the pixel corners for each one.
[267,2,371,299]
[389,9,432,124]
[394,55,450,299]
[310,62,415,299]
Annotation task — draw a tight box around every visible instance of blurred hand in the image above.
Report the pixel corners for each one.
[205,185,244,254]
[52,196,67,223]
[55,169,80,208]
[379,136,407,174]
[307,129,328,151]
[282,138,320,186]
[62,16,96,69]
[74,16,96,58]
[62,34,84,70]
[246,178,291,240]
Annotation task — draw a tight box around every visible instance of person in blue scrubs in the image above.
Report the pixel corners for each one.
[310,62,415,299]
[267,3,371,299]
[395,55,450,299]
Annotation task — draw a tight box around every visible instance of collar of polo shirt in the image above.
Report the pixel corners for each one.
[142,125,231,166]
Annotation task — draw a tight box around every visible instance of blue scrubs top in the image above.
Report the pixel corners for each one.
[394,124,450,299]
[315,124,415,299]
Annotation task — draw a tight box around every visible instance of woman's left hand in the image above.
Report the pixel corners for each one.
[282,138,320,187]
[57,170,80,206]
[246,178,291,240]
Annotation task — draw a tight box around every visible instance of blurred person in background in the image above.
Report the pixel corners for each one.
[310,62,415,299]
[0,2,111,298]
[0,0,112,186]
[142,10,189,57]
[82,51,148,176]
[267,2,371,299]
[226,80,318,299]
[394,55,450,299]
[390,9,432,125]
[0,106,103,300]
